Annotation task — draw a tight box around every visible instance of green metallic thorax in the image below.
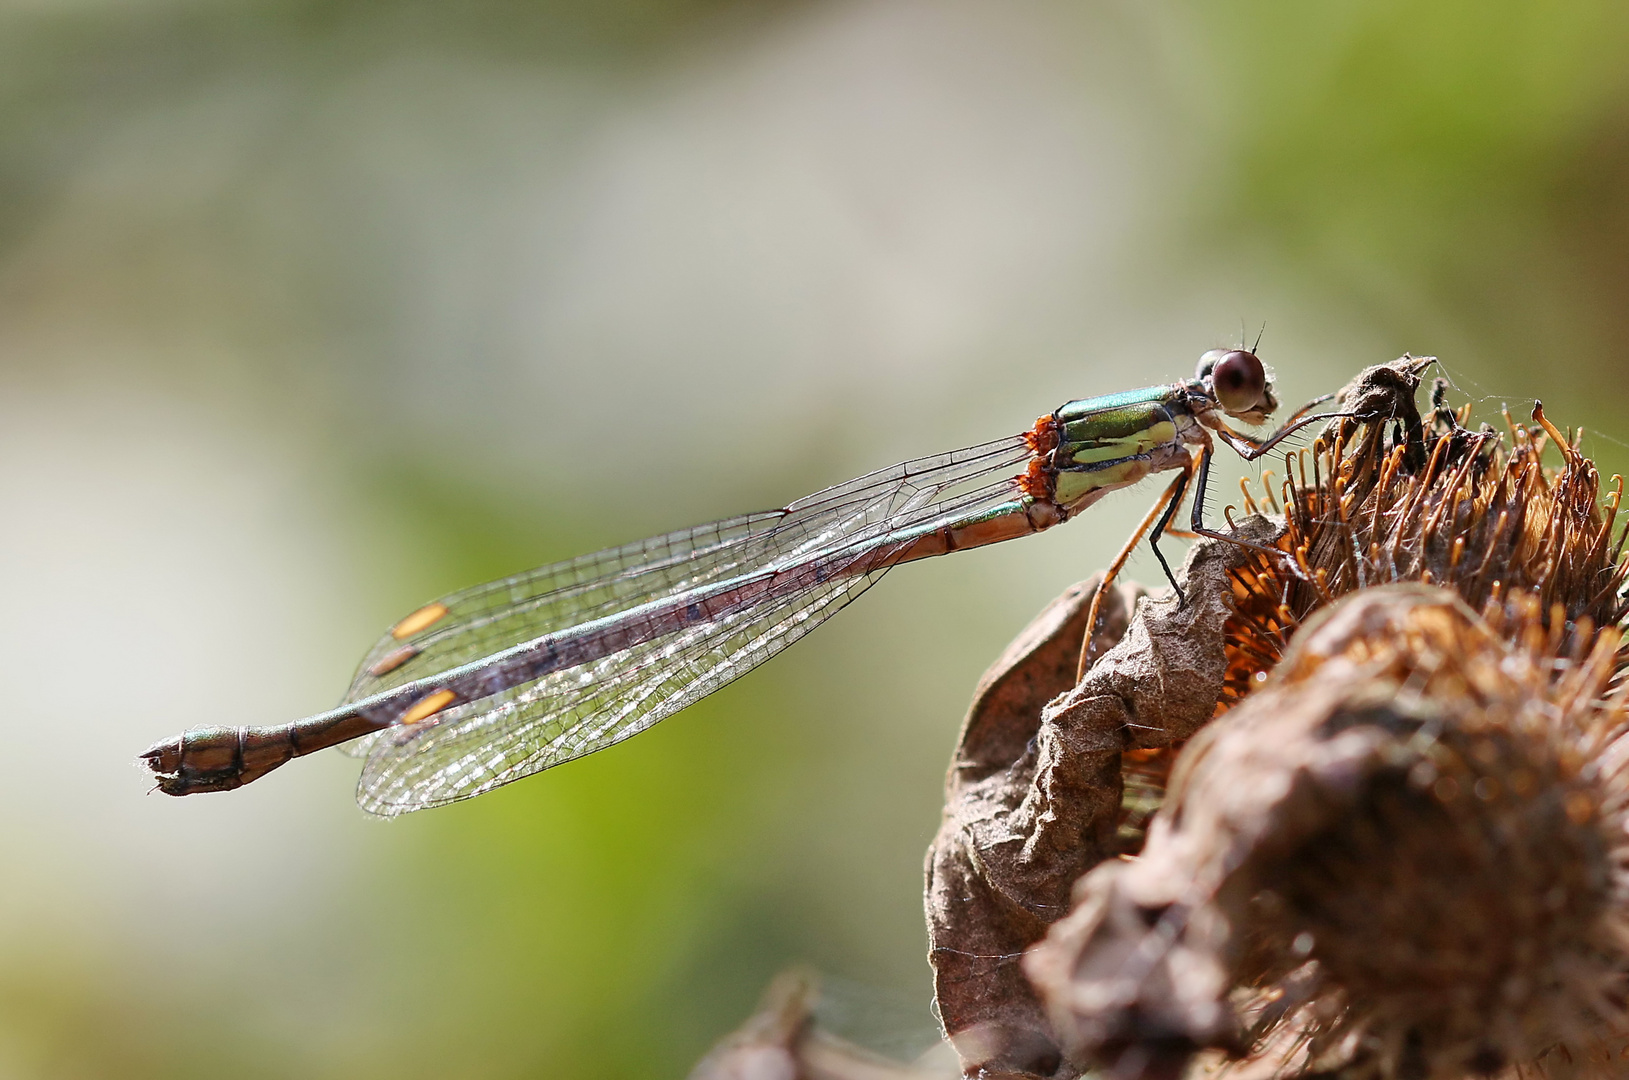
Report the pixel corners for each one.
[1049,384,1205,510]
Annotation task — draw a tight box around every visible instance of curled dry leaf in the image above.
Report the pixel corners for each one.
[925,521,1281,1076]
[924,574,1137,1080]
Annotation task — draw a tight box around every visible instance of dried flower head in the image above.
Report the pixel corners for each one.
[1219,369,1627,708]
[1022,360,1629,1080]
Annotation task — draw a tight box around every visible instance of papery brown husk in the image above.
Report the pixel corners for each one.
[925,524,1284,1078]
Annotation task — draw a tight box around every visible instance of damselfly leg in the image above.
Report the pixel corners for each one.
[1074,400,1346,680]
[1076,465,1192,679]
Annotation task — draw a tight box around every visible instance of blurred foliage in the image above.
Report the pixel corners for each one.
[0,0,762,247]
[1183,1,1629,462]
[4,2,1629,1079]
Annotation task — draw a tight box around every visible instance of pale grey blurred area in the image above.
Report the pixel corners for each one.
[1,1,1623,1077]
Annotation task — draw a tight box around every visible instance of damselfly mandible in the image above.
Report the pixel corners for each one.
[142,350,1335,816]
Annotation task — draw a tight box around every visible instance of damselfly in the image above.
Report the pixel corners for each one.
[142,349,1334,816]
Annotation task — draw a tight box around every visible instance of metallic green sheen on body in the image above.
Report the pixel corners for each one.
[1056,390,1179,443]
[1066,416,1177,466]
[1053,384,1175,419]
[1049,386,1195,509]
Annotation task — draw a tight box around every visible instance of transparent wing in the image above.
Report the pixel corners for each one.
[351,452,1038,815]
[341,511,785,704]
[356,560,879,815]
[338,435,1031,758]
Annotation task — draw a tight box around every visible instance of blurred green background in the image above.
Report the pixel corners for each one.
[3,1,1628,1077]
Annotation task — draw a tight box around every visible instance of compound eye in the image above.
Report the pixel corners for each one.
[1210,349,1267,414]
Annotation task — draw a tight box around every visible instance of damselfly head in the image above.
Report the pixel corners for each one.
[1197,348,1276,424]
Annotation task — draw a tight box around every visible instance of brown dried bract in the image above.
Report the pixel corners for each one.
[926,576,1135,1080]
[926,522,1282,1077]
